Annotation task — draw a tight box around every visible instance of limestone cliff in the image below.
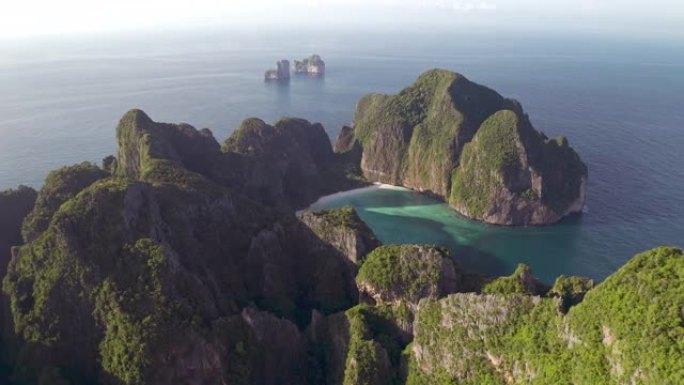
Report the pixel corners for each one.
[356,245,460,307]
[265,60,291,81]
[221,117,364,211]
[308,305,400,385]
[1,111,360,385]
[299,207,380,265]
[481,263,548,296]
[115,110,364,212]
[0,186,37,275]
[342,69,587,225]
[22,162,108,242]
[407,247,684,385]
[0,107,677,385]
[321,247,684,385]
[294,54,325,76]
[0,185,37,372]
[450,109,588,225]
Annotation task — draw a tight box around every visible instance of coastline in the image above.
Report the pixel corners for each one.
[303,183,408,213]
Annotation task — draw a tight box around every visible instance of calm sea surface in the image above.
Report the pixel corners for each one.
[1,28,683,282]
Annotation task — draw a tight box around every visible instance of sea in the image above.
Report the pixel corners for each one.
[1,27,682,282]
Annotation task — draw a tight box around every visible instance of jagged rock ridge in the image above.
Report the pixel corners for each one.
[0,110,363,385]
[116,109,363,212]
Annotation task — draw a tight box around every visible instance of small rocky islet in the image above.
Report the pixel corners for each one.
[0,69,681,385]
[265,54,326,81]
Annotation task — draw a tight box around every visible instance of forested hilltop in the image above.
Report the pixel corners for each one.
[0,75,681,385]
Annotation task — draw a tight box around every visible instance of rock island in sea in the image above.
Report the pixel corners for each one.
[336,69,588,225]
[294,54,325,76]
[264,59,291,81]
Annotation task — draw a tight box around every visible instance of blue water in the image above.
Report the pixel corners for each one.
[1,28,683,282]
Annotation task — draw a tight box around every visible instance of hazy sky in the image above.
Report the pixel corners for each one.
[1,0,682,40]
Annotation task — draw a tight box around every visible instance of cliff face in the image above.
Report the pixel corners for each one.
[116,110,363,212]
[265,60,291,81]
[22,163,109,242]
[316,246,684,385]
[407,247,684,385]
[343,69,587,225]
[299,207,380,265]
[2,176,359,384]
[356,245,460,307]
[294,55,325,76]
[0,186,37,274]
[0,186,37,371]
[450,109,588,225]
[350,70,507,197]
[1,110,360,385]
[0,108,678,385]
[221,117,363,211]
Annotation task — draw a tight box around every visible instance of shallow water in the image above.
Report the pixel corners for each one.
[309,184,677,283]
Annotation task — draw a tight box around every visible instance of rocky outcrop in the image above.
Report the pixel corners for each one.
[115,108,221,182]
[301,247,684,385]
[240,307,308,385]
[2,106,679,385]
[481,263,548,296]
[299,207,380,264]
[21,162,109,242]
[335,125,355,153]
[356,245,460,307]
[220,117,366,211]
[340,69,587,225]
[549,275,594,312]
[309,305,401,385]
[115,110,365,212]
[1,113,360,384]
[407,247,684,385]
[294,54,325,76]
[0,185,37,371]
[265,60,291,81]
[450,109,588,225]
[0,186,37,273]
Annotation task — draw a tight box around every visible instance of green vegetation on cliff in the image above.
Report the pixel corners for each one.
[0,185,37,261]
[0,185,38,380]
[0,107,678,385]
[310,206,365,229]
[406,247,684,385]
[549,275,594,312]
[300,207,380,264]
[482,263,543,296]
[22,162,108,242]
[1,110,363,385]
[450,110,522,218]
[342,304,406,385]
[350,70,506,196]
[344,69,587,225]
[356,245,457,304]
[564,246,684,384]
[220,116,367,210]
